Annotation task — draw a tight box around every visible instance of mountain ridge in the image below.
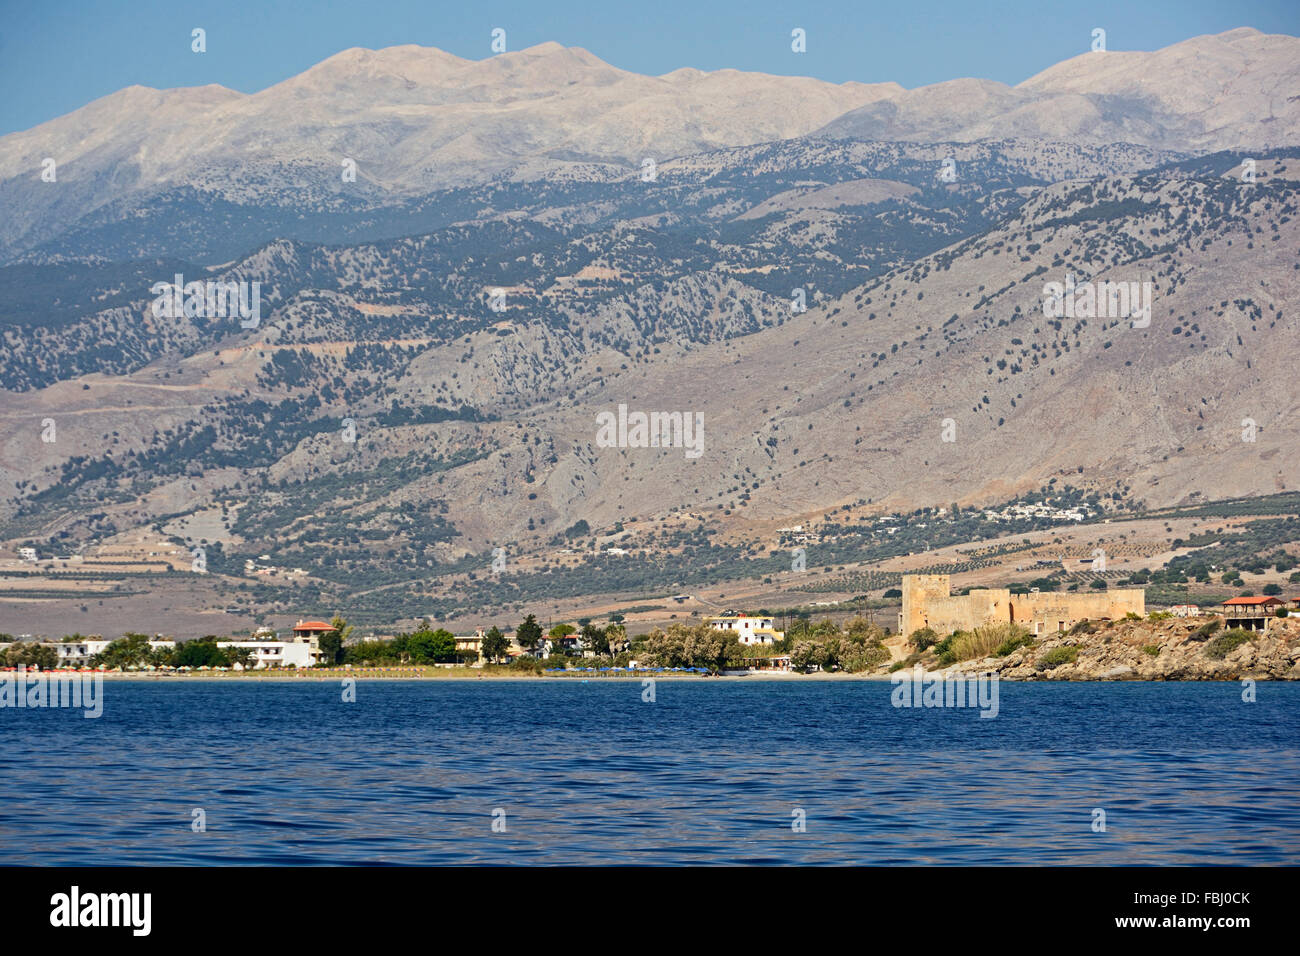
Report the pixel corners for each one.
[1,28,1294,264]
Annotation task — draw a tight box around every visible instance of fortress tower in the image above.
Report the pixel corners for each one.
[899,573,957,635]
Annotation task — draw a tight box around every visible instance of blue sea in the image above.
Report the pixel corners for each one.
[2,679,1297,865]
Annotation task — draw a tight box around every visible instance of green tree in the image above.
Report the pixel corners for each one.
[90,632,152,669]
[516,614,543,654]
[148,644,176,668]
[640,622,743,672]
[4,641,57,670]
[174,637,228,668]
[407,628,456,664]
[580,622,608,656]
[909,627,938,651]
[789,640,822,673]
[319,615,352,666]
[638,626,688,668]
[481,626,509,663]
[224,645,254,669]
[345,640,400,665]
[604,622,628,654]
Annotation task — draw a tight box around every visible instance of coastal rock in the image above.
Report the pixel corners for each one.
[911,616,1300,681]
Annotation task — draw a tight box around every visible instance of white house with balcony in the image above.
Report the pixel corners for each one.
[33,636,308,669]
[704,613,784,646]
[217,640,313,668]
[45,638,175,666]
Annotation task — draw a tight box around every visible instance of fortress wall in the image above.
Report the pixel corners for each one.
[901,572,1013,635]
[901,573,1146,638]
[1010,588,1145,633]
[924,588,1012,635]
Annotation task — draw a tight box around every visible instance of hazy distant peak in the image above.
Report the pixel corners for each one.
[270,43,472,92]
[908,76,1018,102]
[97,83,244,106]
[820,27,1299,151]
[1018,27,1298,93]
[517,40,571,55]
[658,66,707,80]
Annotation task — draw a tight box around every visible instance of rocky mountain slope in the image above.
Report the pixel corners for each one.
[0,30,1297,628]
[2,146,1296,623]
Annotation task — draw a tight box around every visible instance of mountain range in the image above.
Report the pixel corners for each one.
[0,28,1297,631]
[1,27,1295,263]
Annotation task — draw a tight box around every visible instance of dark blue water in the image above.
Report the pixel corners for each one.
[2,679,1297,865]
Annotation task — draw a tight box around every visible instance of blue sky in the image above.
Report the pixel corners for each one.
[1,0,1297,136]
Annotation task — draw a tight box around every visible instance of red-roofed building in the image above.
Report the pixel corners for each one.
[292,619,333,663]
[1221,596,1283,631]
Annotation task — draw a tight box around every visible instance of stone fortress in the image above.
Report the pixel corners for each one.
[899,573,1145,638]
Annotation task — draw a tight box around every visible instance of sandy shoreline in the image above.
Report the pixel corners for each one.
[9,669,1277,682]
[18,668,891,682]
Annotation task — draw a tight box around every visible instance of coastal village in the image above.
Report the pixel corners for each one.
[4,575,1300,679]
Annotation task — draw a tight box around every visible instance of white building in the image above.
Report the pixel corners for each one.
[35,637,308,669]
[46,639,175,667]
[217,641,313,668]
[705,614,785,646]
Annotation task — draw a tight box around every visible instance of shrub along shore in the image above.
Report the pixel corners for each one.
[9,613,1297,680]
[903,614,1300,680]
